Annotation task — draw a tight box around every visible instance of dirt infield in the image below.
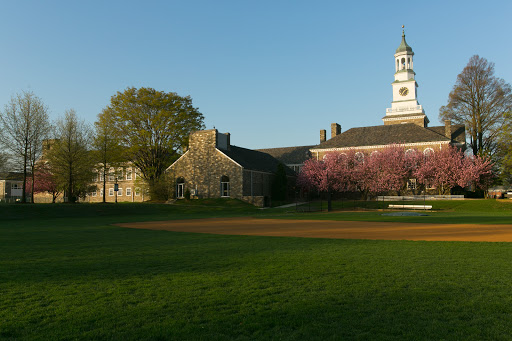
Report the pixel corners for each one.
[116,217,512,242]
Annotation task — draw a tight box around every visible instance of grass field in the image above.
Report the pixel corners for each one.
[1,200,512,340]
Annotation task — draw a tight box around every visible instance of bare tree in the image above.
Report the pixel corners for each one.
[439,55,512,157]
[0,152,12,173]
[0,91,50,203]
[46,109,94,203]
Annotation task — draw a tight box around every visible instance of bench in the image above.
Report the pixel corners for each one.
[388,204,432,210]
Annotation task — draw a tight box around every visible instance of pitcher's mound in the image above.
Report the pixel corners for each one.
[116,217,512,242]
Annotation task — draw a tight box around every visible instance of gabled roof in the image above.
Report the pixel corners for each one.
[220,146,295,175]
[311,123,453,150]
[256,145,314,165]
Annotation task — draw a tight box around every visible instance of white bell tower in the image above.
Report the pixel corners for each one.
[383,27,429,127]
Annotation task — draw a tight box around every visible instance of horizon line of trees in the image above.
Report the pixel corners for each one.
[0,87,204,203]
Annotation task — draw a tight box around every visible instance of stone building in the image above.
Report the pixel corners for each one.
[167,129,294,207]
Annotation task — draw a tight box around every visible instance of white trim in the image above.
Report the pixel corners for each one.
[310,140,451,153]
[166,150,190,171]
[382,115,425,121]
[215,148,243,169]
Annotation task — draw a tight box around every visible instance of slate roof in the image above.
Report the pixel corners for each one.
[311,123,463,150]
[427,124,466,144]
[221,146,295,175]
[256,145,314,165]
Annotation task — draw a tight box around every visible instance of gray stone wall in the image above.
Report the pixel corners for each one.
[168,130,243,200]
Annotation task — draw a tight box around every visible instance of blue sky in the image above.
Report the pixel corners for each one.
[0,0,510,149]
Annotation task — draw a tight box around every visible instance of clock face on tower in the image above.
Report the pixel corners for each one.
[399,87,409,96]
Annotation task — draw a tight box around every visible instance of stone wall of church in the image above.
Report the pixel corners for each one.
[167,130,243,200]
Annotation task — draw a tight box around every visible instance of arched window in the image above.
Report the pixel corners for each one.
[355,152,364,163]
[401,58,406,69]
[220,175,230,197]
[370,150,379,159]
[405,149,416,158]
[176,177,185,199]
[423,148,434,158]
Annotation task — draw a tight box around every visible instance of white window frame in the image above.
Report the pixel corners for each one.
[126,188,131,196]
[177,183,185,198]
[135,187,141,196]
[92,191,97,197]
[118,188,123,196]
[109,188,114,196]
[108,167,115,181]
[117,167,123,181]
[221,182,230,197]
[407,179,417,190]
[126,167,132,180]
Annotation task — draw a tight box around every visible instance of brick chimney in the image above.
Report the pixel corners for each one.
[444,120,452,139]
[331,123,341,139]
[320,129,326,143]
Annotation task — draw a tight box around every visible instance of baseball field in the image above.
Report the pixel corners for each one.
[1,199,512,340]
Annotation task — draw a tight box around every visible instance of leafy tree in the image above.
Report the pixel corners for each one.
[103,87,204,199]
[92,109,126,203]
[46,109,94,203]
[271,163,288,201]
[0,91,50,203]
[439,55,512,157]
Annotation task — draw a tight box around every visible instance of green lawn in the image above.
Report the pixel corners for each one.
[1,200,512,340]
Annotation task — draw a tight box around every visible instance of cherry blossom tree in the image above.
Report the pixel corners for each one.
[298,144,494,199]
[26,163,62,203]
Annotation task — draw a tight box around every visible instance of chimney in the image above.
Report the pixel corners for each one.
[444,120,452,139]
[331,123,341,139]
[225,132,231,151]
[320,129,326,143]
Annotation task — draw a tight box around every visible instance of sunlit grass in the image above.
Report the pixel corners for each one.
[1,200,512,339]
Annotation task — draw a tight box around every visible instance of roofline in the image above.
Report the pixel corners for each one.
[310,140,452,153]
[215,148,243,169]
[166,150,190,171]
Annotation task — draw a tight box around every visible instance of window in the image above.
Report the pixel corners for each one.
[108,167,115,181]
[220,175,230,197]
[100,189,103,197]
[92,191,97,197]
[405,149,416,158]
[176,177,185,198]
[126,188,131,196]
[117,167,123,181]
[109,188,114,196]
[118,188,123,196]
[407,179,417,190]
[126,167,132,180]
[135,187,141,196]
[424,148,434,158]
[370,151,379,158]
[355,152,364,163]
[100,172,105,181]
[11,183,21,190]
